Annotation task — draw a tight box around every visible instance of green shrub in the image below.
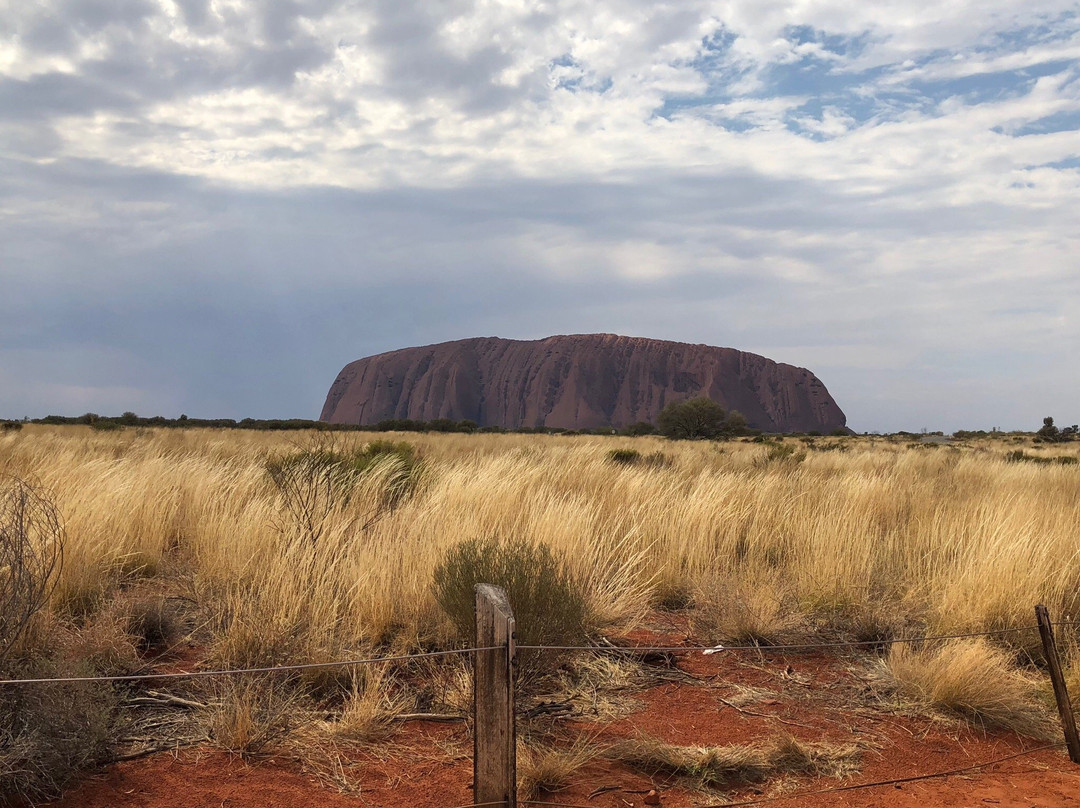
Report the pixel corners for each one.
[763,442,805,464]
[432,538,591,673]
[607,448,642,465]
[658,397,727,440]
[89,419,123,431]
[0,421,21,433]
[1005,450,1079,466]
[265,439,423,543]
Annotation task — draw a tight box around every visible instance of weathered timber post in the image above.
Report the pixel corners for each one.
[1035,604,1080,764]
[474,584,517,806]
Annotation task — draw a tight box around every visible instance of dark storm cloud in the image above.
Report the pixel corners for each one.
[2,151,1075,430]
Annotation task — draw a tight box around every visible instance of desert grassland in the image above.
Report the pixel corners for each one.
[4,425,1080,798]
[2,424,1079,668]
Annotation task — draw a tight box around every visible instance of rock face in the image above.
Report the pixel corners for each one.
[320,334,847,433]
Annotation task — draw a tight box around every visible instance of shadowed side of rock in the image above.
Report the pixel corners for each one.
[320,334,848,433]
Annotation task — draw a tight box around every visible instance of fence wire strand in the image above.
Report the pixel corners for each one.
[0,621,1056,686]
[0,645,501,686]
[519,623,1042,654]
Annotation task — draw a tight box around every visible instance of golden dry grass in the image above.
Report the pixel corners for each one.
[518,734,602,796]
[608,733,861,790]
[879,639,1053,737]
[1,425,1078,743]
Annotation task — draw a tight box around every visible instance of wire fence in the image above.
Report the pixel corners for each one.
[4,609,1078,806]
[0,646,499,686]
[518,622,1047,653]
[1,622,1068,686]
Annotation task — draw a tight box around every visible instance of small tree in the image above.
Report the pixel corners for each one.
[0,476,63,662]
[1037,417,1062,442]
[657,397,727,440]
[724,410,749,436]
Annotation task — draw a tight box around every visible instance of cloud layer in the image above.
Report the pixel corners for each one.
[2,0,1078,430]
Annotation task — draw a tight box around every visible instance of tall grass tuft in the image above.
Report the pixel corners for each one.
[881,639,1052,737]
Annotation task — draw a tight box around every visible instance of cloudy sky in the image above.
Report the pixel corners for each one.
[1,0,1078,432]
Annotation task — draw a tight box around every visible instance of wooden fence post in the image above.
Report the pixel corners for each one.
[475,584,517,807]
[1036,604,1080,764]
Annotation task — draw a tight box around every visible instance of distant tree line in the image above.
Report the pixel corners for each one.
[27,403,1073,441]
[20,412,639,436]
[15,399,763,439]
[950,418,1077,442]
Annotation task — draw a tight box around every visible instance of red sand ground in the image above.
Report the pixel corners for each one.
[47,619,1080,808]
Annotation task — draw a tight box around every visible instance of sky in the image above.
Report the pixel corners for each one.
[1,1,1078,433]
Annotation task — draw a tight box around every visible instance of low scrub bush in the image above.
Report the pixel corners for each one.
[607,448,642,465]
[607,448,671,468]
[1005,449,1078,465]
[1,476,64,663]
[125,598,185,653]
[266,438,423,543]
[0,659,116,803]
[761,441,806,464]
[432,538,591,675]
[0,476,120,802]
[89,420,123,431]
[266,439,420,489]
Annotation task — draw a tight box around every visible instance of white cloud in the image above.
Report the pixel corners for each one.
[1,0,1079,429]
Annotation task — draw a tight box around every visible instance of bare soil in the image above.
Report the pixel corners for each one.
[46,618,1080,808]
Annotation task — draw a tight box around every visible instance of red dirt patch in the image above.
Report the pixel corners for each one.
[44,619,1080,808]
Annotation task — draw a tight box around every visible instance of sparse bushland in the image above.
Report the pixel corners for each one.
[9,428,1080,649]
[1,426,1078,790]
